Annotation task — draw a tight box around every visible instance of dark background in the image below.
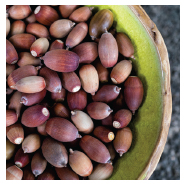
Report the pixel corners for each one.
[142,5,180,180]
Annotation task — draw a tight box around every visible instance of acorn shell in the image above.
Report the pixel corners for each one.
[52,103,70,118]
[6,165,23,180]
[6,39,18,64]
[6,109,18,127]
[49,39,64,51]
[51,88,66,102]
[59,5,79,18]
[55,167,79,180]
[10,20,26,36]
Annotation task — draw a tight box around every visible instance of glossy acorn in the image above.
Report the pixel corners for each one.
[51,88,66,102]
[6,109,18,127]
[55,167,79,180]
[49,39,64,51]
[52,103,70,118]
[6,139,16,160]
[37,122,47,136]
[25,13,36,24]
[59,5,79,18]
[6,165,23,180]
[10,20,26,36]
[6,39,18,64]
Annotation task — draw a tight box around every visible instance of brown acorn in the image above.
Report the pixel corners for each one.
[52,103,70,118]
[26,23,50,38]
[6,18,10,36]
[37,122,47,136]
[22,166,36,180]
[79,135,111,163]
[8,5,31,20]
[87,102,113,120]
[49,39,64,51]
[88,163,113,180]
[69,149,93,177]
[25,13,36,24]
[93,126,114,143]
[66,22,88,49]
[8,91,23,118]
[92,85,121,103]
[113,109,132,129]
[71,110,94,134]
[41,49,79,72]
[72,42,98,64]
[20,89,46,106]
[98,32,118,68]
[7,65,39,89]
[6,165,23,180]
[34,5,59,26]
[106,143,116,161]
[31,150,47,177]
[79,64,99,95]
[51,88,66,102]
[14,148,30,168]
[101,113,113,127]
[6,139,16,160]
[69,7,93,22]
[50,19,75,38]
[89,9,114,39]
[6,109,18,127]
[9,33,36,51]
[10,20,26,36]
[37,168,55,180]
[55,167,79,180]
[6,63,15,78]
[45,117,81,142]
[6,39,18,64]
[21,104,50,127]
[41,137,68,168]
[22,133,41,153]
[39,67,62,93]
[113,127,133,156]
[17,52,42,66]
[124,76,144,114]
[59,5,79,18]
[61,72,81,93]
[67,89,87,111]
[110,60,132,84]
[116,32,135,58]
[6,123,24,144]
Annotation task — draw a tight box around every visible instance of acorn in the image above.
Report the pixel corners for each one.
[113,127,133,156]
[113,109,132,129]
[26,23,50,38]
[6,139,16,160]
[45,117,81,142]
[7,65,39,89]
[17,52,42,66]
[67,89,87,111]
[124,76,144,114]
[66,22,88,49]
[101,113,113,127]
[34,5,59,26]
[6,63,15,78]
[93,126,114,143]
[6,165,23,180]
[72,42,98,64]
[99,31,118,68]
[39,67,62,93]
[51,88,66,102]
[14,148,31,168]
[21,104,50,127]
[59,5,79,18]
[69,6,94,22]
[6,39,18,64]
[55,167,79,180]
[50,19,75,38]
[6,18,10,36]
[106,143,116,161]
[25,13,36,24]
[37,168,55,180]
[41,137,68,168]
[6,109,18,127]
[22,166,35,180]
[8,5,31,20]
[41,49,79,72]
[89,9,114,39]
[37,121,47,136]
[87,102,113,120]
[10,20,26,36]
[116,32,135,58]
[6,123,24,144]
[110,60,132,84]
[6,87,13,95]
[80,135,111,163]
[8,91,23,118]
[69,149,93,177]
[71,110,94,134]
[9,33,36,51]
[20,89,46,106]
[49,39,64,51]
[22,133,41,153]
[94,59,109,83]
[88,163,113,180]
[92,85,121,103]
[79,64,99,95]
[52,103,70,118]
[31,150,47,177]
[61,72,81,93]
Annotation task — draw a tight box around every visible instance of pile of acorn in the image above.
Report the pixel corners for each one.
[6,5,144,180]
